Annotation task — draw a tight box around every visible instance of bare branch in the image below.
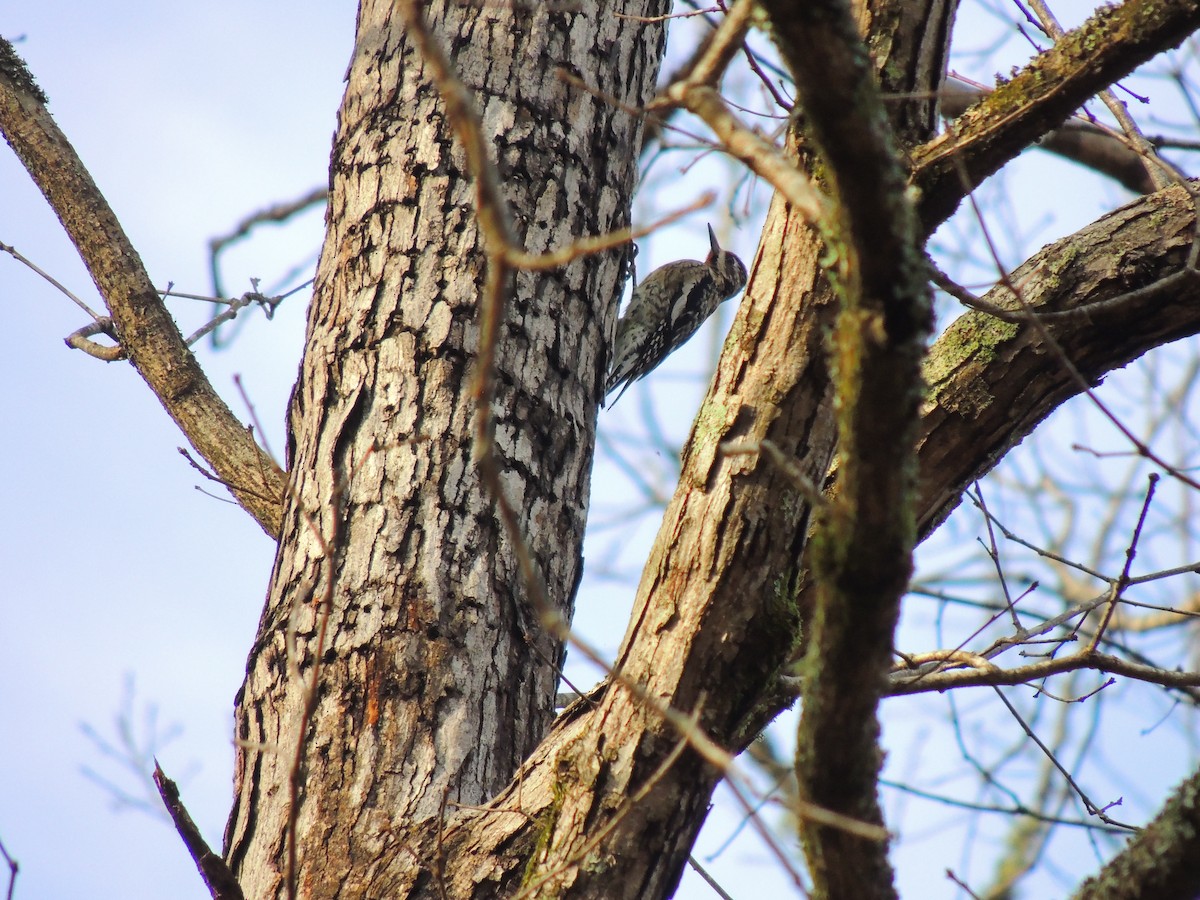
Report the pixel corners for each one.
[913,0,1200,230]
[655,0,826,222]
[918,181,1200,539]
[760,1,932,897]
[153,763,246,900]
[890,649,1200,697]
[939,78,1161,194]
[0,38,286,536]
[0,834,18,900]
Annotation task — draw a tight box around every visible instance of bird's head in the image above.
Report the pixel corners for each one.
[706,224,748,300]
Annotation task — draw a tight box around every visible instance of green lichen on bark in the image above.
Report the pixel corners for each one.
[519,779,568,892]
[1073,768,1200,900]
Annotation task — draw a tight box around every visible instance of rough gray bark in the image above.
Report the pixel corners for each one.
[362,2,958,892]
[9,0,1200,896]
[347,176,1200,900]
[225,2,1200,898]
[364,170,842,900]
[222,2,667,896]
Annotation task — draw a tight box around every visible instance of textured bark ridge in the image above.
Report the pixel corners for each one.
[213,1,1200,897]
[223,3,667,896]
[367,162,843,900]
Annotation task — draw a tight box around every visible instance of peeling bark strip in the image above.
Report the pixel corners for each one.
[223,2,667,896]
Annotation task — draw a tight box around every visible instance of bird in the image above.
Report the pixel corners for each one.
[604,224,748,407]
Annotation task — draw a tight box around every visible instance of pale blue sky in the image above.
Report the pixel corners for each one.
[3,4,1196,900]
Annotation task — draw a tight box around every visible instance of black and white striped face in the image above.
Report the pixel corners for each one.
[706,225,748,301]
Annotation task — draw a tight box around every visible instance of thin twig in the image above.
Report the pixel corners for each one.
[653,0,825,222]
[991,686,1136,829]
[615,6,719,23]
[890,648,1200,697]
[687,855,739,900]
[880,777,1129,833]
[1,239,105,319]
[973,483,1023,630]
[1086,473,1158,652]
[0,834,16,900]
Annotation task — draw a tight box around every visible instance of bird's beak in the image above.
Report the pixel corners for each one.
[708,223,720,254]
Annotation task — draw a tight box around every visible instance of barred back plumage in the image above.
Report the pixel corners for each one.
[604,225,748,407]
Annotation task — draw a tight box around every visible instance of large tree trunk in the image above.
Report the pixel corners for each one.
[223,3,667,895]
[209,1,1200,898]
[8,0,1200,896]
[354,1,954,895]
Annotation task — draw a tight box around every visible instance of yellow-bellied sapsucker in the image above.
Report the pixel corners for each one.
[605,224,748,406]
